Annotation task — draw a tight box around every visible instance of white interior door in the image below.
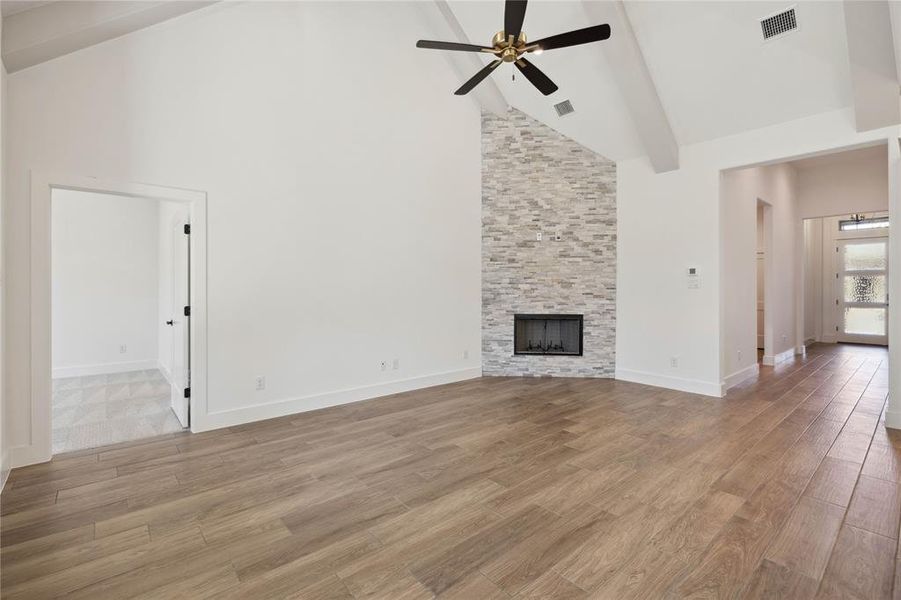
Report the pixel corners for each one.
[837,238,888,345]
[169,221,190,427]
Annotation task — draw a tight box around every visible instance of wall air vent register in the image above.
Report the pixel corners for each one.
[760,7,798,40]
[554,99,575,117]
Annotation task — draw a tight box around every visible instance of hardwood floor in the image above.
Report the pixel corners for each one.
[2,343,899,598]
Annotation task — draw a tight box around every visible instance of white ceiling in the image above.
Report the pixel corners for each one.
[0,1,53,18]
[448,0,646,160]
[2,1,881,165]
[445,0,857,159]
[627,1,853,145]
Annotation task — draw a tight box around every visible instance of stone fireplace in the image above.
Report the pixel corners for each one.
[481,109,616,377]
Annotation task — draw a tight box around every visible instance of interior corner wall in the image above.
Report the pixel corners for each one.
[4,1,483,459]
[616,109,896,398]
[481,109,617,377]
[721,163,799,383]
[51,190,160,377]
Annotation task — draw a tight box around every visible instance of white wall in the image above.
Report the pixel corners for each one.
[51,190,160,376]
[721,162,799,385]
[803,218,823,342]
[157,200,189,381]
[797,150,888,219]
[4,2,482,461]
[616,109,896,397]
[0,10,8,490]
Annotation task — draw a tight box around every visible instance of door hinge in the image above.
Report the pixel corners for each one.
[184,387,191,398]
[836,326,839,332]
[184,224,191,235]
[836,273,839,279]
[184,305,191,317]
[835,299,839,306]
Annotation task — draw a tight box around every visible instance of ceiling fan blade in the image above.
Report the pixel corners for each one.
[514,57,558,96]
[416,40,495,53]
[529,24,611,52]
[455,60,502,95]
[504,0,528,43]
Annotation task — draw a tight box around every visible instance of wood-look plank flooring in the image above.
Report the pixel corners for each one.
[2,343,900,599]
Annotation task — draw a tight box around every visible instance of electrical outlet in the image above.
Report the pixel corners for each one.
[255,376,265,391]
[392,358,399,370]
[670,356,679,368]
[781,334,787,343]
[463,349,469,359]
[380,361,387,372]
[738,349,742,362]
[119,345,127,354]
[536,232,542,242]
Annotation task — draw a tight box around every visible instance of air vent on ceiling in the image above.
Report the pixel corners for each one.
[760,6,797,40]
[554,99,575,117]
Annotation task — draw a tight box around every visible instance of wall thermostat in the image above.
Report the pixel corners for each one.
[687,267,700,289]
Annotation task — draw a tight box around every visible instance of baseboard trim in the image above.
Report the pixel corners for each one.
[157,361,173,386]
[53,359,160,379]
[0,448,9,493]
[761,348,795,367]
[722,363,759,391]
[194,367,483,432]
[614,368,723,398]
[886,409,901,430]
[9,443,52,469]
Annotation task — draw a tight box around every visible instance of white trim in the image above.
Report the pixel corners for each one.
[52,359,159,379]
[761,347,796,366]
[196,367,482,432]
[10,443,51,469]
[0,449,9,493]
[158,360,173,386]
[886,392,901,430]
[614,368,723,398]
[24,171,208,468]
[722,363,760,391]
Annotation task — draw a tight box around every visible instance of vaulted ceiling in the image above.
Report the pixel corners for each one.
[439,1,898,168]
[3,0,899,172]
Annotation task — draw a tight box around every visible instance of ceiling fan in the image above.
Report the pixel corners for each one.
[416,0,611,96]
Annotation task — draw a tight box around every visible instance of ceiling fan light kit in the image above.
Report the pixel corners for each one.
[415,0,611,97]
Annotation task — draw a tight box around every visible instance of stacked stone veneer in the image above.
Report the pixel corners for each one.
[482,108,616,377]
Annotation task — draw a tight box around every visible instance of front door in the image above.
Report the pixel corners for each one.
[837,237,888,345]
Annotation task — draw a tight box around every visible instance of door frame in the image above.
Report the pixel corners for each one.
[758,199,777,365]
[20,171,208,467]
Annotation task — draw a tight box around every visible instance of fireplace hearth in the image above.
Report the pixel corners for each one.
[514,314,583,356]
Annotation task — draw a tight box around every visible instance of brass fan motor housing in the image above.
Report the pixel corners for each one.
[492,30,528,62]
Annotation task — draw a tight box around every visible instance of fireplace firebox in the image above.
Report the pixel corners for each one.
[514,314,583,356]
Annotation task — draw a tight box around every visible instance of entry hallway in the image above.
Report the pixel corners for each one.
[0,343,897,599]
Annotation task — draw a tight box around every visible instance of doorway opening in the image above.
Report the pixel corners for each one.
[802,212,889,347]
[50,189,192,453]
[756,200,772,363]
[720,142,889,393]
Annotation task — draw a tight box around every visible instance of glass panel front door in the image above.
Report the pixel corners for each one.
[838,239,888,345]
